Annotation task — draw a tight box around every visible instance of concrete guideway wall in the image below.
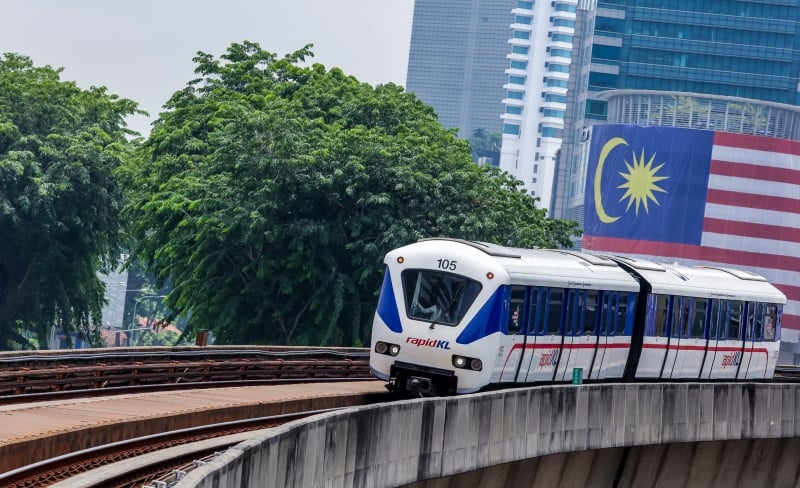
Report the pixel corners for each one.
[178,383,800,488]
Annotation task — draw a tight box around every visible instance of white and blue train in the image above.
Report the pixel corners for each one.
[369,238,786,396]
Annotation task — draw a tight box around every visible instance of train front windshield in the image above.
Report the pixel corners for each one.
[401,269,482,326]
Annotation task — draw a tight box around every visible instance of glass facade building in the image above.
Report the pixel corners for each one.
[405,0,515,140]
[555,0,800,223]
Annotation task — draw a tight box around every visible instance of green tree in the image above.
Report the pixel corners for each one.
[467,128,502,165]
[123,41,580,347]
[0,54,141,349]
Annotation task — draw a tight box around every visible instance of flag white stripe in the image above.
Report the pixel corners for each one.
[707,174,800,198]
[701,232,800,260]
[704,203,800,229]
[652,250,799,293]
[712,146,800,170]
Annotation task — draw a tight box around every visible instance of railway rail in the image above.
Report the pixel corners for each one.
[1,409,345,488]
[0,346,371,398]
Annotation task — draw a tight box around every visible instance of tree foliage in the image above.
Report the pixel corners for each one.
[0,54,141,349]
[123,42,580,346]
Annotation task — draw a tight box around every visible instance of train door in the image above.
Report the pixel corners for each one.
[520,287,564,383]
[704,300,743,380]
[743,303,777,379]
[661,296,681,378]
[496,286,528,383]
[515,287,540,383]
[668,297,706,379]
[556,289,599,382]
[636,295,670,378]
[590,292,613,380]
[738,302,761,379]
[591,291,632,380]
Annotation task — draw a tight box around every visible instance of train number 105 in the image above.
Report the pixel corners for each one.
[436,259,457,271]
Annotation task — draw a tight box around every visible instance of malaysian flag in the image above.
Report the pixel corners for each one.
[582,124,799,341]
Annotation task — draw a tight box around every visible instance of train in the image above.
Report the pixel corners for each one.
[369,238,786,396]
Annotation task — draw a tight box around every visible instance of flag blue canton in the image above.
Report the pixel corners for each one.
[584,125,714,245]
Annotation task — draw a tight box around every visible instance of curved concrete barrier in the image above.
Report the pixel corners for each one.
[177,383,800,487]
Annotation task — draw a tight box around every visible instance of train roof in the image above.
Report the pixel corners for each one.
[414,238,640,291]
[411,239,787,303]
[605,254,787,303]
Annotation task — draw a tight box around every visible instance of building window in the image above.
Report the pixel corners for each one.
[550,48,572,59]
[512,45,530,55]
[509,75,526,85]
[546,79,569,88]
[506,106,523,115]
[545,94,567,103]
[552,18,575,28]
[548,64,569,73]
[534,164,539,173]
[554,3,577,13]
[551,33,573,43]
[515,15,532,25]
[513,31,531,40]
[543,109,565,118]
[510,60,528,70]
[541,127,561,137]
[517,0,533,8]
[507,90,524,100]
[504,123,521,135]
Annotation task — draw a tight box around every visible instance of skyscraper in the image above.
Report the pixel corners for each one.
[555,0,800,222]
[406,0,515,141]
[497,0,578,210]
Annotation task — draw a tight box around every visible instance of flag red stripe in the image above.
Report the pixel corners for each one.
[703,217,800,243]
[705,188,797,213]
[710,159,800,185]
[714,131,800,154]
[581,235,800,276]
[783,314,800,332]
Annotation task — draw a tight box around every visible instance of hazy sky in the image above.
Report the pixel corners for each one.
[1,0,415,136]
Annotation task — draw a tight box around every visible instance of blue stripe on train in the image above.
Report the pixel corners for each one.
[377,271,402,333]
[457,287,506,344]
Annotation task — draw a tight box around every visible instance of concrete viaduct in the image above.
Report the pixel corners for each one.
[177,383,800,487]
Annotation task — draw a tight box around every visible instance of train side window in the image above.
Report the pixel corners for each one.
[528,288,542,335]
[584,290,599,335]
[764,304,778,341]
[691,298,706,339]
[545,288,564,335]
[615,293,629,335]
[671,297,685,338]
[744,302,761,341]
[753,303,764,340]
[506,286,525,333]
[600,292,615,336]
[708,299,720,339]
[654,295,668,337]
[565,290,579,336]
[727,301,743,340]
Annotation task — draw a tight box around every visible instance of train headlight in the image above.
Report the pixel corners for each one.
[374,341,400,357]
[452,355,482,371]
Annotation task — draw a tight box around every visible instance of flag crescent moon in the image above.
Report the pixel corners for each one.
[594,137,627,224]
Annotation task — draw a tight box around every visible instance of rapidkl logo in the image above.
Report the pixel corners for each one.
[539,349,560,367]
[406,337,451,349]
[721,352,742,368]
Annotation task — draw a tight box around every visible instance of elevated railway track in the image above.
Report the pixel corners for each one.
[0,346,371,400]
[2,347,800,487]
